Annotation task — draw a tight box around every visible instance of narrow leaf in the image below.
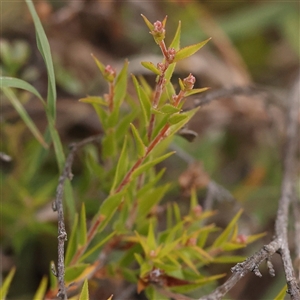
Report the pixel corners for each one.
[131,75,151,124]
[169,21,181,50]
[213,209,244,247]
[33,276,48,300]
[274,285,288,300]
[65,264,90,283]
[141,61,161,75]
[0,76,45,105]
[2,87,48,148]
[130,123,146,157]
[79,96,107,106]
[168,113,188,125]
[79,232,116,262]
[159,104,180,114]
[79,203,87,246]
[132,152,175,178]
[110,136,128,193]
[141,14,154,31]
[146,221,157,251]
[25,0,56,120]
[113,60,128,109]
[0,267,16,299]
[79,279,89,300]
[174,38,211,63]
[184,87,209,97]
[65,214,79,265]
[91,54,106,77]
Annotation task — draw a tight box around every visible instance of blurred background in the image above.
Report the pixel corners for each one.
[1,0,299,299]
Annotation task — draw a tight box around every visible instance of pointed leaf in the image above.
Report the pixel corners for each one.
[132,151,175,178]
[169,21,181,50]
[79,231,116,262]
[173,38,211,63]
[274,285,288,300]
[79,203,87,246]
[168,113,188,125]
[131,75,151,124]
[79,96,107,106]
[159,104,180,114]
[79,279,89,300]
[0,267,16,299]
[147,221,157,252]
[33,276,48,300]
[65,214,79,265]
[25,0,56,120]
[110,136,128,193]
[113,60,128,108]
[141,61,161,75]
[91,54,106,77]
[65,263,90,283]
[213,209,244,247]
[130,123,146,157]
[184,87,209,97]
[141,14,154,31]
[2,87,48,148]
[0,76,45,104]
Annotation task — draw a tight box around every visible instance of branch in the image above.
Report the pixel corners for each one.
[197,74,300,300]
[53,134,102,300]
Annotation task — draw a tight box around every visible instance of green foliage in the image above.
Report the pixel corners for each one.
[1,3,268,300]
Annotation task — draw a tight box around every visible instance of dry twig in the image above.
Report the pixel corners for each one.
[53,134,102,300]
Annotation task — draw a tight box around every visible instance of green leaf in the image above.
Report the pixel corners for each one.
[65,214,79,265]
[79,96,107,106]
[46,113,66,172]
[141,61,161,75]
[169,21,181,50]
[131,75,151,124]
[212,255,246,263]
[184,87,209,97]
[130,123,146,157]
[0,267,16,299]
[132,152,175,179]
[97,191,126,232]
[169,107,200,136]
[79,231,116,262]
[168,113,188,125]
[2,87,48,148]
[0,76,45,104]
[147,221,157,251]
[137,184,170,221]
[159,104,181,114]
[91,54,106,78]
[65,263,90,283]
[79,279,89,300]
[246,232,267,244]
[274,284,288,300]
[113,59,128,109]
[110,136,128,193]
[79,203,87,246]
[213,209,244,247]
[33,276,47,300]
[173,38,211,63]
[141,14,154,32]
[25,0,56,120]
[102,129,117,158]
[116,110,137,140]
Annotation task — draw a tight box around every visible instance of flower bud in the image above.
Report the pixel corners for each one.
[104,65,116,82]
[151,20,166,43]
[183,73,196,90]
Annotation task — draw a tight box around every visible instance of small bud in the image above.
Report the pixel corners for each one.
[104,65,116,82]
[151,20,166,43]
[236,234,248,244]
[167,47,176,62]
[183,73,196,90]
[149,250,156,258]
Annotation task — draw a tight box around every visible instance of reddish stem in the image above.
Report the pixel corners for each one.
[108,82,114,112]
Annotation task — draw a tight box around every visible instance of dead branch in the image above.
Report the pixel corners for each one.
[53,134,102,300]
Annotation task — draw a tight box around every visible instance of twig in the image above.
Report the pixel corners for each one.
[193,85,283,109]
[53,134,102,300]
[197,75,300,299]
